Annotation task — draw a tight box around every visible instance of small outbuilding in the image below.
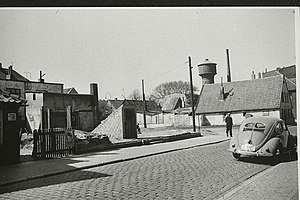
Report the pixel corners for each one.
[0,89,27,165]
[93,99,137,142]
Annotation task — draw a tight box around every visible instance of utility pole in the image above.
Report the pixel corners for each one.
[142,79,147,128]
[189,56,196,132]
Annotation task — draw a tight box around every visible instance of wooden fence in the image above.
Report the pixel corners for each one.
[32,128,75,160]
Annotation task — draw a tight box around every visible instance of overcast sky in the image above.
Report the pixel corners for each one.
[0,7,296,99]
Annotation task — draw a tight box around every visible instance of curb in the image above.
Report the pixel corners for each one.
[0,136,229,187]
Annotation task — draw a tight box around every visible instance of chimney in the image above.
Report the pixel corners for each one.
[251,71,256,79]
[8,65,12,75]
[265,68,267,73]
[90,83,99,106]
[219,77,225,101]
[258,72,262,79]
[39,70,45,83]
[226,49,231,82]
[6,65,12,80]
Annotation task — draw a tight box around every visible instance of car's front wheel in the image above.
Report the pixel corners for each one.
[233,153,241,159]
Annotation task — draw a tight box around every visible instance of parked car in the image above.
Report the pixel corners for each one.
[228,116,297,160]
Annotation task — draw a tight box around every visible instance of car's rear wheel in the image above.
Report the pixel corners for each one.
[233,153,241,159]
[272,144,283,163]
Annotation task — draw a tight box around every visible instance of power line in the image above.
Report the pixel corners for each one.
[147,61,189,83]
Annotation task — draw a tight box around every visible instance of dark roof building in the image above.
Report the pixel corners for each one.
[0,65,29,82]
[263,65,296,79]
[195,75,286,114]
[262,65,296,91]
[108,99,162,114]
[262,65,296,119]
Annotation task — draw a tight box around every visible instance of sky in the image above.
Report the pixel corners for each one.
[0,7,297,99]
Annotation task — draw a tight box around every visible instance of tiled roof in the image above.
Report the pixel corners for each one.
[262,65,296,91]
[108,99,162,113]
[195,76,284,114]
[0,67,29,82]
[0,89,27,104]
[263,65,296,79]
[162,96,182,111]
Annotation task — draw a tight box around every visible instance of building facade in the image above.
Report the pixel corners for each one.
[195,75,294,126]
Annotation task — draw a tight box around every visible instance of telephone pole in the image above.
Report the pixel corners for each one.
[189,56,196,132]
[142,79,147,128]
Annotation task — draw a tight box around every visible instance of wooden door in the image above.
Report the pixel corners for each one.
[123,108,137,139]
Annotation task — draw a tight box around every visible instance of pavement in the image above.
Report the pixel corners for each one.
[0,126,298,200]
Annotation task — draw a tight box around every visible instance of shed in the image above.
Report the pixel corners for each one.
[0,89,27,165]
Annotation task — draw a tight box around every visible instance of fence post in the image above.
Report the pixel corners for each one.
[40,129,46,159]
[67,106,72,129]
[32,130,38,159]
[47,108,52,129]
[50,128,55,158]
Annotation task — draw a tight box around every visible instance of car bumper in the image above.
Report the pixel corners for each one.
[227,149,273,157]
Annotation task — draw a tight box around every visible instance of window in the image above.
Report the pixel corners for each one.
[243,122,266,132]
[6,88,21,97]
[33,94,36,100]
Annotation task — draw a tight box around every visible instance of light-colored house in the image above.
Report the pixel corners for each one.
[195,75,294,126]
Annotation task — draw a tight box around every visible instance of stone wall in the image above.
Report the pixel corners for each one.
[174,114,191,127]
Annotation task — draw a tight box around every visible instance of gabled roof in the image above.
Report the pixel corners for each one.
[263,65,296,79]
[0,89,27,105]
[162,96,183,111]
[195,76,285,114]
[108,99,162,113]
[0,67,29,82]
[63,87,78,94]
[262,65,296,91]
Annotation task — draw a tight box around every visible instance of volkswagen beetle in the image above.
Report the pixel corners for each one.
[228,116,297,159]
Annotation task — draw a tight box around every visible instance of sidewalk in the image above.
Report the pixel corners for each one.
[217,160,298,200]
[0,130,230,187]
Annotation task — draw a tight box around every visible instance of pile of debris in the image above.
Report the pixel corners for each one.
[74,130,112,154]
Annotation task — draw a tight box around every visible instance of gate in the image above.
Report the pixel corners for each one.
[32,128,75,160]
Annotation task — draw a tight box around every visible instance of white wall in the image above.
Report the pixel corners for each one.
[26,93,44,131]
[202,110,281,126]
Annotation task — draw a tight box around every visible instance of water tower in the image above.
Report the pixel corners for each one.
[198,59,217,85]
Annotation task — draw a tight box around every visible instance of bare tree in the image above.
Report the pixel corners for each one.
[128,89,142,100]
[150,81,198,106]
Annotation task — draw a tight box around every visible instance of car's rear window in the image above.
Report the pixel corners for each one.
[243,122,266,132]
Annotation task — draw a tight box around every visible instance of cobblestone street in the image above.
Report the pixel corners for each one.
[0,141,274,200]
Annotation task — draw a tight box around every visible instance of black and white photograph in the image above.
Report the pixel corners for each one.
[0,7,298,199]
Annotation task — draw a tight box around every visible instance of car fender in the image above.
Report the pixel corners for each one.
[261,137,282,155]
